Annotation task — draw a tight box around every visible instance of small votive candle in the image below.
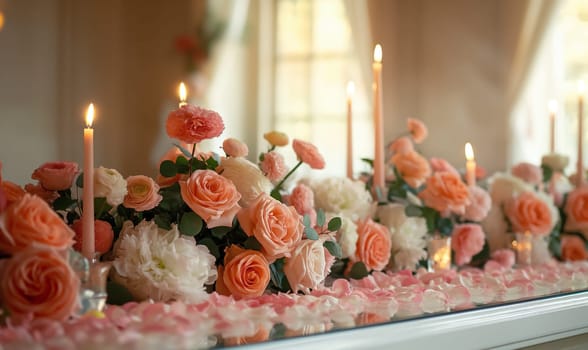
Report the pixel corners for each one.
[513,231,533,266]
[428,236,452,271]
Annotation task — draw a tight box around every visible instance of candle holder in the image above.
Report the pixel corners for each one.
[70,251,112,314]
[512,232,533,266]
[427,235,452,271]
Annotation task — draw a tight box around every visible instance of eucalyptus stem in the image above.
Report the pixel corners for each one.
[272,161,303,194]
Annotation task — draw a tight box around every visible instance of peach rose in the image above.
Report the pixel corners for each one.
[463,186,491,222]
[180,170,241,228]
[284,239,328,293]
[263,131,289,147]
[166,105,225,144]
[391,150,431,188]
[451,224,485,266]
[237,193,304,261]
[217,245,270,299]
[292,139,325,170]
[511,162,542,186]
[222,138,249,157]
[418,171,470,216]
[564,186,588,238]
[24,183,59,204]
[123,175,162,211]
[1,181,25,206]
[259,151,288,182]
[429,157,458,175]
[354,218,392,271]
[31,161,79,191]
[0,194,74,254]
[505,191,554,236]
[388,137,414,155]
[0,247,79,322]
[71,219,114,254]
[287,184,314,216]
[407,118,428,144]
[561,235,588,261]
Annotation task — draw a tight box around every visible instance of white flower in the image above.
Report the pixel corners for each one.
[541,153,569,172]
[377,203,407,230]
[284,239,327,293]
[94,166,127,206]
[393,248,427,271]
[310,177,373,221]
[336,215,358,259]
[218,157,273,207]
[481,204,509,252]
[487,172,532,205]
[112,220,217,303]
[392,217,428,251]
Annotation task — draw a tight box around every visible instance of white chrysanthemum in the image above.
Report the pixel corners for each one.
[112,220,217,303]
[94,166,127,206]
[393,248,427,271]
[487,172,533,205]
[481,204,509,252]
[336,215,358,259]
[392,217,428,251]
[377,203,407,230]
[541,153,569,172]
[219,157,273,207]
[310,177,373,221]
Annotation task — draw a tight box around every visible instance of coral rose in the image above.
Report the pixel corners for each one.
[24,183,59,203]
[463,186,492,222]
[237,193,303,261]
[223,138,249,158]
[391,150,431,188]
[263,131,289,147]
[180,170,241,228]
[292,139,325,170]
[505,191,555,236]
[94,166,127,206]
[31,161,79,191]
[1,181,25,206]
[429,157,458,174]
[418,171,470,216]
[259,151,288,182]
[0,194,74,254]
[564,186,588,238]
[219,157,273,207]
[354,218,392,271]
[287,183,314,216]
[123,175,162,211]
[284,239,329,293]
[561,235,588,261]
[511,162,542,186]
[71,219,114,254]
[0,247,79,322]
[389,137,414,155]
[407,118,428,144]
[166,105,225,144]
[451,224,485,266]
[217,245,270,299]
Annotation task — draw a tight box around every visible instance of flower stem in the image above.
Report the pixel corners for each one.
[272,161,303,194]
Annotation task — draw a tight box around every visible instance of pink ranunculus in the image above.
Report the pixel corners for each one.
[123,175,162,211]
[418,171,470,216]
[223,138,249,158]
[71,219,115,254]
[511,162,542,186]
[24,183,59,204]
[31,161,79,191]
[165,105,225,144]
[463,186,491,222]
[429,157,458,174]
[259,151,288,182]
[292,139,325,170]
[354,218,392,272]
[505,191,553,236]
[1,247,79,323]
[451,224,485,266]
[388,137,414,155]
[407,118,428,144]
[490,249,515,269]
[283,239,328,293]
[288,184,314,216]
[180,170,241,228]
[564,186,588,238]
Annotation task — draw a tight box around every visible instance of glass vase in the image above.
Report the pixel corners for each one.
[427,235,452,271]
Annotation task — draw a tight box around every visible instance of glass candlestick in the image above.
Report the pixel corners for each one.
[427,235,452,271]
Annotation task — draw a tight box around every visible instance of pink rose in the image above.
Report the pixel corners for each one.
[31,161,79,191]
[511,162,542,186]
[388,137,414,155]
[166,105,225,144]
[124,175,163,211]
[429,157,458,174]
[24,183,59,204]
[71,219,114,254]
[490,249,515,269]
[505,191,553,236]
[284,239,328,293]
[407,118,428,144]
[1,247,79,322]
[292,139,325,170]
[180,170,241,228]
[223,138,249,157]
[287,184,314,216]
[564,186,588,238]
[260,151,288,182]
[451,224,485,266]
[418,171,470,216]
[463,186,491,222]
[237,193,303,261]
[354,218,392,272]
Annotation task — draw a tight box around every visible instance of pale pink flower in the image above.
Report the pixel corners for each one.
[511,162,542,186]
[490,249,515,269]
[288,184,314,216]
[31,161,79,191]
[389,137,413,155]
[223,138,249,158]
[124,175,163,211]
[292,139,325,170]
[407,118,428,144]
[259,151,288,182]
[429,157,458,174]
[166,105,225,144]
[283,239,328,293]
[463,186,491,222]
[451,224,485,266]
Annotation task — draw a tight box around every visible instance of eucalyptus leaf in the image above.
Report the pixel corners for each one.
[361,158,374,168]
[323,240,342,258]
[179,212,203,236]
[174,143,193,158]
[349,261,369,279]
[437,217,454,236]
[106,281,135,305]
[541,164,554,183]
[175,155,190,174]
[76,173,84,188]
[199,238,220,258]
[327,217,342,232]
[211,226,232,239]
[405,205,423,217]
[304,226,319,240]
[160,160,177,177]
[243,236,262,250]
[316,209,326,227]
[154,214,172,230]
[53,196,78,211]
[303,213,311,228]
[270,188,282,201]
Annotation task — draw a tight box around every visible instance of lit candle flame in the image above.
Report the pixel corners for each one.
[0,12,4,31]
[465,142,474,161]
[85,103,95,128]
[548,99,558,114]
[346,81,355,98]
[179,82,187,104]
[373,44,382,63]
[579,80,586,96]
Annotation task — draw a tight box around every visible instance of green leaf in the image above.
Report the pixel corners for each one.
[405,205,423,217]
[303,213,311,227]
[94,197,112,219]
[349,261,369,279]
[154,214,172,230]
[106,281,135,305]
[211,226,232,239]
[422,207,440,234]
[76,173,84,188]
[388,180,407,200]
[304,226,319,240]
[179,212,203,236]
[243,236,262,250]
[160,160,177,177]
[174,143,193,158]
[199,238,220,258]
[541,164,554,183]
[53,196,78,211]
[190,157,207,171]
[323,240,342,258]
[175,155,190,174]
[361,158,374,168]
[327,217,342,232]
[316,209,326,227]
[270,188,282,201]
[437,217,454,236]
[269,258,291,292]
[206,156,219,169]
[269,323,287,339]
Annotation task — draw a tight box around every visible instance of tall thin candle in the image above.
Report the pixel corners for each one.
[346,81,355,179]
[548,100,558,154]
[179,82,187,108]
[82,103,95,261]
[372,44,385,198]
[578,81,585,188]
[465,142,476,187]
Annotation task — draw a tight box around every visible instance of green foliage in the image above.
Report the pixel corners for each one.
[243,236,262,250]
[160,160,177,177]
[316,209,326,227]
[270,188,282,201]
[211,225,233,239]
[405,205,423,217]
[541,164,554,183]
[323,240,342,258]
[179,212,203,236]
[361,158,374,168]
[53,196,77,211]
[199,238,220,259]
[468,240,490,268]
[76,173,84,188]
[175,155,190,174]
[303,213,319,240]
[349,261,369,279]
[106,281,135,305]
[327,217,342,232]
[269,258,291,292]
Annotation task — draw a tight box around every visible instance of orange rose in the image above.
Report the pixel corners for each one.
[391,150,431,188]
[24,183,59,203]
[564,186,588,238]
[237,193,303,261]
[354,218,392,271]
[418,171,470,216]
[123,175,162,211]
[31,161,79,191]
[71,219,114,254]
[0,247,79,322]
[217,245,270,299]
[180,170,241,228]
[0,194,74,254]
[561,235,588,261]
[1,181,25,206]
[505,191,554,236]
